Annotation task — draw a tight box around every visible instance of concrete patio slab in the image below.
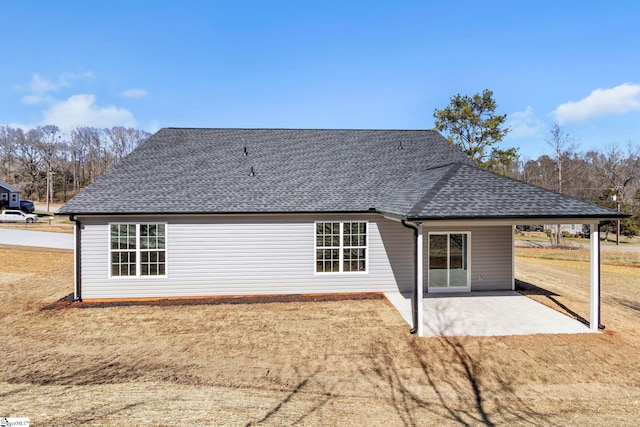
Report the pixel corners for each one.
[385,291,592,337]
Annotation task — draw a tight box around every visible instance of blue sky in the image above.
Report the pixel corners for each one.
[1,1,639,159]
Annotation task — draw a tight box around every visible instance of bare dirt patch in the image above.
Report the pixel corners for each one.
[1,246,639,425]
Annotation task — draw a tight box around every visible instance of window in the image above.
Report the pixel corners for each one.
[315,221,367,273]
[428,232,470,291]
[110,223,166,277]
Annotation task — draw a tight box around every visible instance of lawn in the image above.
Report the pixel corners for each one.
[1,245,639,425]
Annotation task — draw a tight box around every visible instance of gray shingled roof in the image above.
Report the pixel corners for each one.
[59,128,622,220]
[0,179,21,193]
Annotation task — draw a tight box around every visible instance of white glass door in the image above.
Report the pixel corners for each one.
[428,232,470,292]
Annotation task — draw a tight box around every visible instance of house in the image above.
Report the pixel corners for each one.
[59,128,624,335]
[543,223,588,237]
[0,179,21,209]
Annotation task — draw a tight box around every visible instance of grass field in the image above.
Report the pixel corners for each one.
[1,246,639,425]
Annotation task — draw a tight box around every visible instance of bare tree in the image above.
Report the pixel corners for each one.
[104,126,149,161]
[589,143,640,242]
[546,123,579,246]
[14,129,44,200]
[0,126,18,181]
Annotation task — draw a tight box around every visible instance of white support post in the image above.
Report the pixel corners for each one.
[589,222,600,332]
[416,225,424,337]
[73,221,78,300]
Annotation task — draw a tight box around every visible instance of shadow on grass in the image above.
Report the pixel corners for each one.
[4,356,204,387]
[52,402,144,425]
[359,308,556,426]
[610,295,640,313]
[245,363,338,427]
[515,279,589,326]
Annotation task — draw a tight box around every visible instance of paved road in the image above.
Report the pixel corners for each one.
[0,228,74,250]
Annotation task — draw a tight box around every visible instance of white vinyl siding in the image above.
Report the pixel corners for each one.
[78,214,414,300]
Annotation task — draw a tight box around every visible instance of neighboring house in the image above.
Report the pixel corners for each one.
[0,179,21,209]
[59,128,624,335]
[544,223,588,237]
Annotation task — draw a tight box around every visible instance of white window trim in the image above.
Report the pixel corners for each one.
[314,220,369,274]
[427,231,471,293]
[108,222,168,279]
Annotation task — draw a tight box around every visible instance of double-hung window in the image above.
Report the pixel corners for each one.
[110,223,166,277]
[315,221,367,273]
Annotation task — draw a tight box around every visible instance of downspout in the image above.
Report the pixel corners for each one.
[597,222,604,330]
[70,215,82,302]
[401,220,419,334]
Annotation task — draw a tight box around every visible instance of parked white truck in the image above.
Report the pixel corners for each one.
[0,209,38,223]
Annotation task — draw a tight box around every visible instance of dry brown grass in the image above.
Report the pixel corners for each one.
[516,247,640,267]
[1,246,639,425]
[0,222,74,234]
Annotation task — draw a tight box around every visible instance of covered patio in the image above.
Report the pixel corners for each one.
[385,290,591,337]
[395,219,604,337]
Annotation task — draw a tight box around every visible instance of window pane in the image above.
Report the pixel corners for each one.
[111,251,136,277]
[450,234,468,287]
[429,234,448,287]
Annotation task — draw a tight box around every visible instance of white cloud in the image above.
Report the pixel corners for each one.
[6,72,139,132]
[25,71,94,94]
[21,94,55,106]
[29,73,60,94]
[16,71,95,105]
[507,106,545,138]
[42,94,136,131]
[121,88,148,98]
[553,83,640,124]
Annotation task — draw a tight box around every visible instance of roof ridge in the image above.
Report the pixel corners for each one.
[163,127,437,132]
[407,162,465,217]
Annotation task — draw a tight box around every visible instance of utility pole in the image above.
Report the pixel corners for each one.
[613,188,621,246]
[46,170,50,213]
[50,170,56,211]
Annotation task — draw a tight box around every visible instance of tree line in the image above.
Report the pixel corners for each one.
[435,90,640,237]
[0,125,150,204]
[2,97,639,237]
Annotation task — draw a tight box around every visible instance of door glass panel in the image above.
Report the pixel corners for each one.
[429,234,448,288]
[449,234,468,287]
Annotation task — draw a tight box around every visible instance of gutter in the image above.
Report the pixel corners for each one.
[69,215,82,302]
[401,220,419,334]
